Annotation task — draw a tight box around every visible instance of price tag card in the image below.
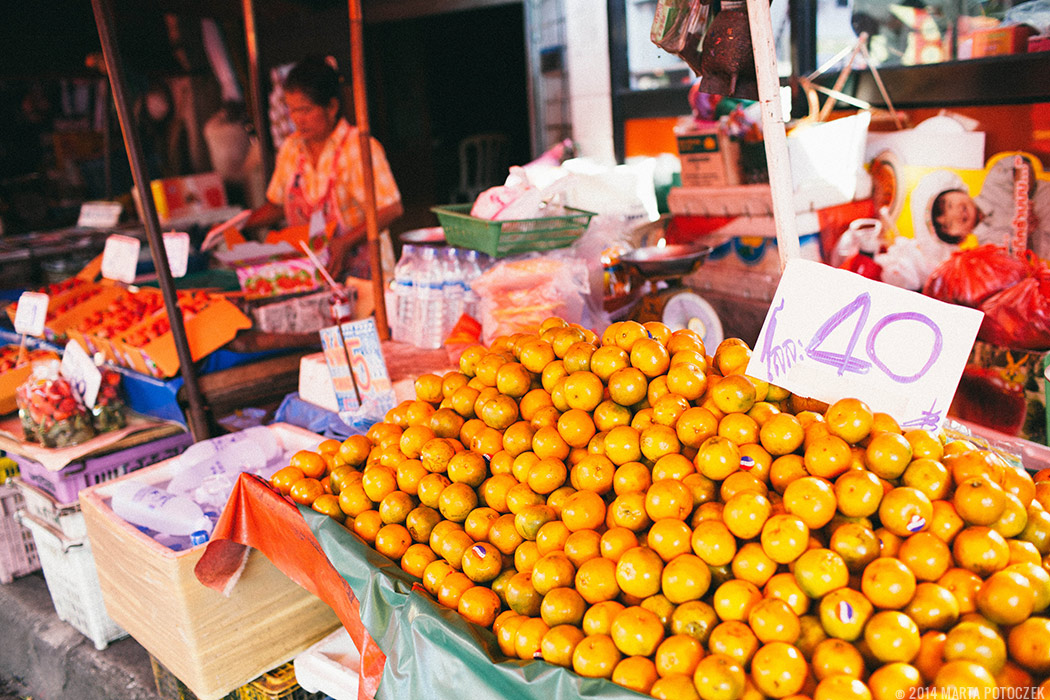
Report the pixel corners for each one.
[77,201,122,229]
[100,234,141,284]
[14,292,49,336]
[319,326,359,413]
[747,259,983,431]
[163,231,190,278]
[340,318,395,407]
[60,339,102,407]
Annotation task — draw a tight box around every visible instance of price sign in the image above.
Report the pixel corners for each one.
[101,234,141,284]
[77,201,122,229]
[747,259,983,431]
[14,292,49,336]
[163,231,190,278]
[60,340,102,408]
[319,319,395,420]
[319,326,358,413]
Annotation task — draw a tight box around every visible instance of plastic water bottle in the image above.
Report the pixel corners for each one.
[413,246,445,349]
[167,435,273,497]
[109,481,214,537]
[460,248,485,320]
[391,244,419,342]
[174,426,282,472]
[441,247,465,336]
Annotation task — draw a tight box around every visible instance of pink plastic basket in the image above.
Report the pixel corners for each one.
[0,483,40,584]
[11,430,194,504]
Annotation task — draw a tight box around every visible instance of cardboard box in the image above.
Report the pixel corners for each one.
[0,347,60,415]
[79,423,341,700]
[971,24,1037,57]
[675,125,741,188]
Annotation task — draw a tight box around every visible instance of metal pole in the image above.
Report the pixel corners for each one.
[347,0,390,339]
[90,0,212,441]
[241,0,273,176]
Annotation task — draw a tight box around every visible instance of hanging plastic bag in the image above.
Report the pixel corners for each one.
[650,0,711,74]
[922,244,1035,308]
[978,266,1050,350]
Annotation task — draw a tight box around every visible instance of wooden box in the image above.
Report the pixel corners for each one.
[79,423,341,700]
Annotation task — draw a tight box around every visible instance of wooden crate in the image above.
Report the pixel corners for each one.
[79,423,341,700]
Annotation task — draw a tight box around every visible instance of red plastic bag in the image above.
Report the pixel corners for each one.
[978,266,1050,350]
[922,245,1032,308]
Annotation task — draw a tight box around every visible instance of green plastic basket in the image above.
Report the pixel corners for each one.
[431,204,596,258]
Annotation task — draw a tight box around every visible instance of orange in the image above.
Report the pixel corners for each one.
[533,519,570,556]
[575,556,621,604]
[463,506,500,542]
[654,634,704,678]
[609,491,652,532]
[438,481,479,522]
[933,661,997,697]
[641,423,683,462]
[518,388,554,423]
[769,454,808,495]
[661,553,712,603]
[646,479,695,522]
[803,434,853,480]
[667,328,706,355]
[592,400,631,433]
[707,619,759,667]
[748,597,801,644]
[590,345,630,382]
[903,581,959,632]
[692,653,746,700]
[647,518,694,562]
[795,614,829,660]
[976,569,1033,626]
[928,499,965,543]
[607,367,648,407]
[460,542,503,583]
[730,542,777,587]
[611,657,660,695]
[677,407,720,449]
[718,471,766,501]
[942,619,1007,675]
[538,586,586,628]
[289,477,325,506]
[952,526,1009,577]
[652,453,696,483]
[338,483,375,519]
[782,476,837,530]
[337,435,372,467]
[526,457,568,496]
[750,642,807,698]
[901,458,951,501]
[616,545,664,599]
[630,337,671,378]
[867,663,922,700]
[351,510,383,544]
[569,454,615,496]
[562,529,601,567]
[422,558,457,598]
[1006,561,1050,611]
[936,567,983,615]
[478,474,517,514]
[271,465,306,495]
[572,633,621,679]
[666,363,708,402]
[289,450,327,479]
[416,472,451,509]
[311,493,345,522]
[670,600,719,645]
[878,486,933,538]
[903,428,944,461]
[953,476,1006,526]
[722,490,771,540]
[760,412,805,456]
[540,359,569,394]
[712,579,763,622]
[546,484,577,515]
[716,412,760,446]
[994,492,1029,539]
[513,616,551,661]
[823,397,874,444]
[683,474,719,513]
[861,557,916,609]
[558,489,605,532]
[374,523,412,560]
[810,638,865,681]
[897,531,951,581]
[601,526,640,562]
[400,542,438,578]
[763,571,810,617]
[828,521,880,573]
[445,449,487,488]
[760,514,810,565]
[610,605,666,657]
[562,371,604,412]
[1007,617,1050,676]
[865,608,923,667]
[378,490,416,524]
[695,436,742,481]
[818,587,872,641]
[813,675,872,700]
[583,600,626,637]
[864,431,913,481]
[457,585,501,627]
[631,407,656,431]
[531,426,570,462]
[556,408,596,449]
[792,548,849,599]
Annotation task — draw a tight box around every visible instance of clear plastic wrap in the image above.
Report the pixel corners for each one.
[978,265,1050,350]
[922,244,1034,308]
[650,0,711,74]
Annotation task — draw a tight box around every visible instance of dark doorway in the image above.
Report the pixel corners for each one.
[364,3,531,240]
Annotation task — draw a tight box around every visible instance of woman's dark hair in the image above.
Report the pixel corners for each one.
[284,56,342,109]
[930,188,966,244]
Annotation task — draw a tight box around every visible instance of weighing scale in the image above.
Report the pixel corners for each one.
[617,241,724,348]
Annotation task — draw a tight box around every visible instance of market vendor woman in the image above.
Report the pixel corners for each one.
[246,55,403,280]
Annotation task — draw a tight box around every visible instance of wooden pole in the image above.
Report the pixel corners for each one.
[91,0,211,440]
[241,0,273,176]
[347,0,390,340]
[745,0,799,270]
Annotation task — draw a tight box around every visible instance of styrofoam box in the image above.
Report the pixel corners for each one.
[16,508,127,650]
[79,423,341,700]
[292,627,360,700]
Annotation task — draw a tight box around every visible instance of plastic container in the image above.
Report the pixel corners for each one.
[292,626,361,700]
[0,483,39,584]
[9,428,194,503]
[390,244,419,343]
[431,203,595,258]
[108,481,214,538]
[11,477,85,540]
[440,247,465,337]
[238,661,327,700]
[16,508,127,649]
[413,246,445,350]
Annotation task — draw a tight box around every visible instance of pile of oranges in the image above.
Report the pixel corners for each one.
[270,316,1050,700]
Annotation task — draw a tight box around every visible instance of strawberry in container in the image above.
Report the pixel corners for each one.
[15,361,96,448]
[92,368,127,433]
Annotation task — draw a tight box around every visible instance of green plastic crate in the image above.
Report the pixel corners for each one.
[431,204,595,258]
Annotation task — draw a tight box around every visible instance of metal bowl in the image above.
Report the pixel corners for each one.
[619,242,714,279]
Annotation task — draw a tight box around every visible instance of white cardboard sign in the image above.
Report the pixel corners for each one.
[163,231,190,278]
[77,201,122,229]
[746,258,983,431]
[60,340,103,408]
[13,292,49,337]
[100,234,141,284]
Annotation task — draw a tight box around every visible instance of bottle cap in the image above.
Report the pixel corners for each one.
[190,530,210,546]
